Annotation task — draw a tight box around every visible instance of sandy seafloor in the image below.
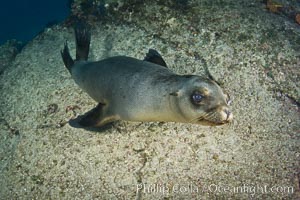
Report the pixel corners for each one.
[0,0,299,199]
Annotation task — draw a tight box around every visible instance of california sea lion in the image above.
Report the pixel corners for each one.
[61,25,233,127]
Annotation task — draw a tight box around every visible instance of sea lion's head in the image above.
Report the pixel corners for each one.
[170,75,233,126]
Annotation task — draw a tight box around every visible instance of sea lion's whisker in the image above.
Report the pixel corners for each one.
[203,112,216,122]
[189,116,204,123]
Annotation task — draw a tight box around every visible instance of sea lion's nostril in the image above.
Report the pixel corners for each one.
[224,109,233,121]
[225,109,230,115]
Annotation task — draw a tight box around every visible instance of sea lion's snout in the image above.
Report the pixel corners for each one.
[219,106,233,124]
[218,91,233,124]
[196,105,233,126]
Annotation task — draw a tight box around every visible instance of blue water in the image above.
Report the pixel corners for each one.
[0,0,70,45]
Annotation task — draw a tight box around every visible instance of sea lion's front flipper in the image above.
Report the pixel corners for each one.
[144,49,168,68]
[77,103,104,127]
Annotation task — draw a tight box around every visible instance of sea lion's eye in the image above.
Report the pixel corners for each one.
[191,92,203,104]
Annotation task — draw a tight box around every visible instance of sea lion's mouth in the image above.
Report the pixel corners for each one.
[189,115,229,126]
[197,119,229,126]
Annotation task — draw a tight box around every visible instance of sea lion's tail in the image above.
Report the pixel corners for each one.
[61,23,91,72]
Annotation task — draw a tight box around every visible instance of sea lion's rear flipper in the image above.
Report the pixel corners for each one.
[61,23,91,73]
[76,103,104,127]
[61,41,74,72]
[75,23,91,61]
[144,49,168,68]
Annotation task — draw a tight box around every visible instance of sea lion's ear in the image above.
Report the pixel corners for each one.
[200,57,221,85]
[144,49,168,68]
[206,71,221,86]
